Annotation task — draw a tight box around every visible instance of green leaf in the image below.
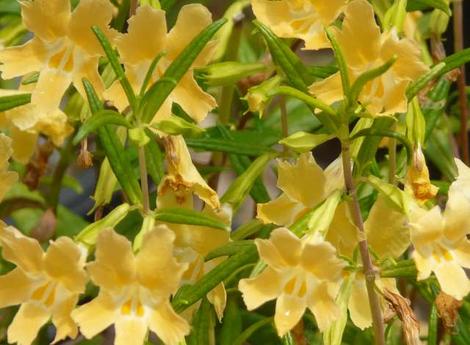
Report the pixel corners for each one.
[0,0,21,15]
[380,259,417,278]
[406,62,445,100]
[186,137,273,156]
[279,131,334,153]
[154,208,229,231]
[0,93,31,112]
[366,175,411,215]
[218,298,243,345]
[428,303,438,345]
[152,114,205,137]
[73,110,131,145]
[187,298,215,345]
[198,61,268,86]
[221,153,276,210]
[423,77,451,143]
[91,26,137,111]
[82,79,142,205]
[205,240,255,261]
[407,0,450,15]
[144,129,164,186]
[172,245,259,313]
[232,317,274,345]
[325,27,350,96]
[141,18,227,123]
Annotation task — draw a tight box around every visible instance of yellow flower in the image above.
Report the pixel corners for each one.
[157,182,230,321]
[0,133,18,200]
[328,196,410,329]
[257,152,343,226]
[309,0,428,116]
[105,4,217,124]
[72,227,190,345]
[239,228,345,336]
[159,134,219,209]
[406,146,438,202]
[251,0,346,50]
[0,0,115,128]
[0,89,73,163]
[409,180,470,300]
[0,223,87,345]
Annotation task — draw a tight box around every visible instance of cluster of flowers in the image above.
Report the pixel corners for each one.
[0,0,467,344]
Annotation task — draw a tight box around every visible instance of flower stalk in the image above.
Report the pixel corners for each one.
[340,139,386,345]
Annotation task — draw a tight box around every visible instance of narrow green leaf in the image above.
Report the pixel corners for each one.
[423,77,451,143]
[73,110,131,145]
[172,245,259,313]
[154,208,229,231]
[428,303,438,345]
[406,62,445,100]
[205,240,255,261]
[325,27,350,96]
[380,259,417,278]
[407,0,450,15]
[349,57,396,103]
[221,153,276,209]
[186,137,272,156]
[187,298,214,345]
[0,93,31,112]
[144,129,164,186]
[198,61,268,86]
[91,26,137,111]
[279,131,334,153]
[232,317,274,345]
[82,79,142,205]
[231,220,272,241]
[139,51,166,96]
[152,115,205,137]
[219,298,243,345]
[141,18,227,123]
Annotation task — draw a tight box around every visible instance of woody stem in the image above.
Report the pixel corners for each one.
[341,140,385,345]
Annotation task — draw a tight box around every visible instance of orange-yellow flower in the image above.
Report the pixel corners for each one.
[257,152,344,226]
[406,146,438,202]
[0,223,87,345]
[409,165,470,300]
[239,228,345,336]
[105,4,217,124]
[309,0,428,116]
[251,0,346,50]
[72,227,189,345]
[0,0,115,128]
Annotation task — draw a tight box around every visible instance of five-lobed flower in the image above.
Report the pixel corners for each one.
[0,223,87,345]
[239,227,345,336]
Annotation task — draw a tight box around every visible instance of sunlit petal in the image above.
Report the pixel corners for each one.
[149,300,190,345]
[0,268,33,308]
[239,266,282,310]
[0,38,46,79]
[274,293,306,336]
[257,193,305,226]
[434,261,470,300]
[8,302,50,345]
[308,282,340,331]
[114,317,148,345]
[301,240,345,281]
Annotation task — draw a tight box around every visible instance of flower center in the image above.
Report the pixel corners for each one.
[48,43,74,72]
[31,281,57,307]
[284,273,308,298]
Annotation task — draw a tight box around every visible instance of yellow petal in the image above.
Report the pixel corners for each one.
[114,317,148,345]
[347,277,372,329]
[454,240,470,269]
[32,67,71,115]
[335,0,381,68]
[412,250,433,281]
[0,268,34,308]
[87,229,136,291]
[3,103,42,130]
[8,302,50,345]
[311,0,347,25]
[0,133,13,166]
[409,205,443,250]
[365,196,410,258]
[44,237,87,294]
[443,189,470,243]
[149,300,190,345]
[0,38,46,79]
[0,224,44,272]
[379,79,409,115]
[308,282,340,331]
[381,32,428,81]
[103,81,130,113]
[207,282,226,322]
[434,261,470,300]
[257,193,305,226]
[166,4,212,61]
[67,0,115,55]
[20,0,70,41]
[51,295,79,343]
[0,170,17,201]
[72,56,105,101]
[406,146,438,202]
[277,153,327,208]
[162,135,220,209]
[164,72,217,124]
[238,267,282,310]
[34,109,73,146]
[326,202,359,257]
[255,227,301,269]
[71,292,117,339]
[117,6,167,64]
[274,293,306,336]
[136,225,186,295]
[10,126,37,164]
[301,239,344,281]
[450,158,470,202]
[308,73,343,107]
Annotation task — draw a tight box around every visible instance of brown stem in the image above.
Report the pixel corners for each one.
[341,141,385,345]
[388,137,397,185]
[130,0,138,16]
[138,146,150,214]
[453,0,469,164]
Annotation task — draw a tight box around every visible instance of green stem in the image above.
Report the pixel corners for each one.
[138,146,150,214]
[48,139,75,212]
[341,139,385,345]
